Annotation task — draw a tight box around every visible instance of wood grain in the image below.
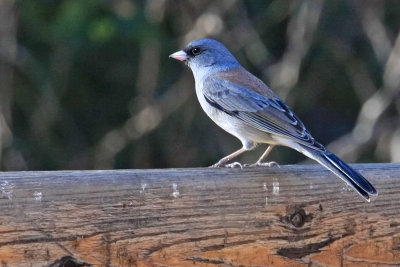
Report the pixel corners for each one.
[0,163,399,266]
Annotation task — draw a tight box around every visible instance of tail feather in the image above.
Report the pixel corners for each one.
[307,148,377,201]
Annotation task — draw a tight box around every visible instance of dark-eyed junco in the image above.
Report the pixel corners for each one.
[170,38,377,201]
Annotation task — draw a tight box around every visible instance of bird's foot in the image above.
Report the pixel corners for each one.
[224,162,243,169]
[244,161,280,168]
[210,161,243,169]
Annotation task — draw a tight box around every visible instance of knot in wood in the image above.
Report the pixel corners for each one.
[290,211,304,228]
[281,206,311,228]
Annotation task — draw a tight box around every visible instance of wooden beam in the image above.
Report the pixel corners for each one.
[0,163,399,266]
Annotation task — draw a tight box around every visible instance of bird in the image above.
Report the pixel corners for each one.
[169,38,377,201]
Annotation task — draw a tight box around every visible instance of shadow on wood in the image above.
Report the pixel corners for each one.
[0,163,399,266]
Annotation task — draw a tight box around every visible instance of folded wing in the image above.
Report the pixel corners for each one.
[202,76,324,151]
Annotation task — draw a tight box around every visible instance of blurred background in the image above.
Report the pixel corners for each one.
[0,0,399,170]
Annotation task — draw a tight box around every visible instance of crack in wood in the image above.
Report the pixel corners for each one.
[277,236,340,259]
[144,229,285,256]
[268,233,319,242]
[0,230,111,248]
[201,239,257,252]
[188,256,262,267]
[47,256,91,267]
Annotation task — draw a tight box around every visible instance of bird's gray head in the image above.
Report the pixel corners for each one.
[170,38,240,75]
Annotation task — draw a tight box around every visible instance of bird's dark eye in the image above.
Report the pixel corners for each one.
[191,47,201,56]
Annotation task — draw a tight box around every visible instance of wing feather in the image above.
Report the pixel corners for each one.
[203,76,325,151]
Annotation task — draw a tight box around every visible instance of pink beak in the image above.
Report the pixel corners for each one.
[169,50,188,61]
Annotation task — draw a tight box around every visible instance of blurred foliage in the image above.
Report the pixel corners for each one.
[0,0,399,170]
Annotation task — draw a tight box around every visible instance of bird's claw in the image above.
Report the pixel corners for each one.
[243,161,280,168]
[210,161,243,169]
[225,162,243,169]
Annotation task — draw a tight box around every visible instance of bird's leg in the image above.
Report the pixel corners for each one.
[247,145,279,167]
[257,145,275,163]
[210,147,247,168]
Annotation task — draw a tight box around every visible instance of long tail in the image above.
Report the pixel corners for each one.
[304,147,377,201]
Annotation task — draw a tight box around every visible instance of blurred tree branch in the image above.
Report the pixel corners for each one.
[0,0,17,167]
[94,74,193,168]
[267,0,324,99]
[328,1,400,162]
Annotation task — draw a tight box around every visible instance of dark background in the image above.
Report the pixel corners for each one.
[1,0,399,170]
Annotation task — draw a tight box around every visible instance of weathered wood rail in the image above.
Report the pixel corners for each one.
[0,163,399,266]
